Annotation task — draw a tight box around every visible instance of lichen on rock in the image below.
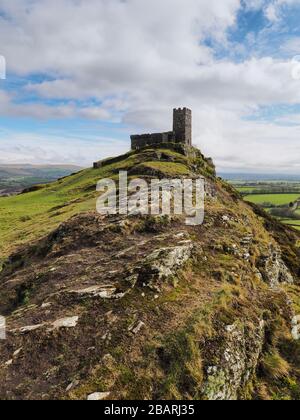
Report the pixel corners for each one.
[135,242,194,291]
[201,321,265,400]
[257,246,294,288]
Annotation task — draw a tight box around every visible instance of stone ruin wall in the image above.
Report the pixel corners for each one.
[131,131,175,151]
[131,108,192,151]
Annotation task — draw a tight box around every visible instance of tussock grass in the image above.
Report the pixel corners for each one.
[262,351,290,381]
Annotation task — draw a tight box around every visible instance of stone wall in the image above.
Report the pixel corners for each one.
[131,131,175,151]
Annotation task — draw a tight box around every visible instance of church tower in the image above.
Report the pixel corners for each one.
[173,108,192,146]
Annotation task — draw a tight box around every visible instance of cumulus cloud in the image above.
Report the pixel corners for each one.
[264,0,300,22]
[0,0,300,172]
[0,131,128,166]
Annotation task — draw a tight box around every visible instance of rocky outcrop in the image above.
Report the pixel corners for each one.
[135,242,194,291]
[0,144,300,400]
[257,246,294,287]
[292,316,300,341]
[11,316,79,335]
[201,321,265,400]
[87,392,111,401]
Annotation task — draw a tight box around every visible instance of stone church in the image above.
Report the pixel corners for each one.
[131,108,192,150]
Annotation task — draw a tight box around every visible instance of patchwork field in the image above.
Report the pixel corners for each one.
[244,193,300,206]
[282,219,300,230]
[229,179,300,230]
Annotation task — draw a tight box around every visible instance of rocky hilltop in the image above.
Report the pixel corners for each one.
[0,144,300,400]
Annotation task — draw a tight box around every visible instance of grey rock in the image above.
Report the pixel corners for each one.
[51,316,79,330]
[291,315,300,340]
[201,321,265,400]
[129,320,145,335]
[70,285,117,299]
[13,348,22,358]
[136,243,194,291]
[18,324,44,334]
[257,246,294,287]
[87,392,111,401]
[66,380,79,392]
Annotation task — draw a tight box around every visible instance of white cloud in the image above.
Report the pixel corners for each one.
[0,131,128,166]
[264,0,300,22]
[0,0,300,172]
[195,107,300,173]
[265,3,279,21]
[281,37,300,54]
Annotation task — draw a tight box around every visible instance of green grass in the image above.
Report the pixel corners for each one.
[283,219,300,226]
[236,186,260,194]
[0,152,142,258]
[245,194,300,206]
[0,147,198,259]
[0,168,99,258]
[136,161,191,176]
[279,219,300,230]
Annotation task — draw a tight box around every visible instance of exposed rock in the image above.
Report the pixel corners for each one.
[257,246,294,287]
[101,332,112,342]
[136,243,194,291]
[70,285,117,299]
[66,380,79,392]
[102,354,116,368]
[51,316,79,330]
[17,324,44,334]
[12,317,79,335]
[240,236,253,246]
[87,392,111,401]
[125,274,139,289]
[291,315,300,341]
[201,321,265,400]
[174,232,189,239]
[128,320,145,335]
[41,302,52,309]
[13,348,22,358]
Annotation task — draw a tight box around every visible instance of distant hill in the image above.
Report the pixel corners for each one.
[0,164,82,196]
[219,172,300,182]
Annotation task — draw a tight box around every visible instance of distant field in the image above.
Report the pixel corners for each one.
[236,186,259,194]
[244,193,300,206]
[283,219,300,226]
[284,222,300,230]
[230,179,300,230]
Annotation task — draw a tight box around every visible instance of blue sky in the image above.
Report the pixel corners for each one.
[1,0,300,172]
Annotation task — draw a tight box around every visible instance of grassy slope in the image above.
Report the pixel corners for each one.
[0,147,205,259]
[0,146,300,400]
[0,167,98,258]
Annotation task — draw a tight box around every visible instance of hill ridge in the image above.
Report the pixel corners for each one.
[0,145,300,400]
